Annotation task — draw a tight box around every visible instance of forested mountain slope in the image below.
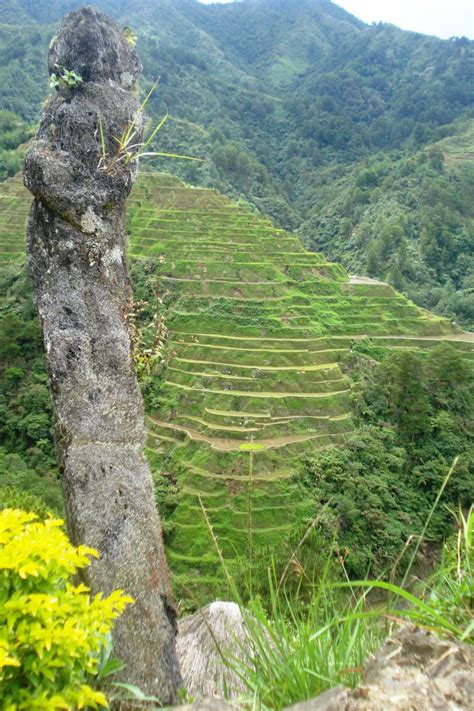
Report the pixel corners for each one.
[300,121,474,329]
[2,0,472,153]
[1,172,472,601]
[0,0,472,328]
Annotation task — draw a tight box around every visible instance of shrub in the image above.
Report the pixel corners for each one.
[0,486,51,518]
[0,509,133,709]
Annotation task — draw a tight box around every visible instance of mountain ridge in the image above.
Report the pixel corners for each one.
[0,0,472,324]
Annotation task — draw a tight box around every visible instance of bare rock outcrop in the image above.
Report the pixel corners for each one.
[24,6,182,701]
[175,620,473,710]
[177,602,249,700]
[286,626,474,711]
[176,701,236,711]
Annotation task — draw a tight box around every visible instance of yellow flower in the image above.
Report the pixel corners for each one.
[0,509,132,708]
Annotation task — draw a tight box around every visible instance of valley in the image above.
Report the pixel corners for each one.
[1,170,471,601]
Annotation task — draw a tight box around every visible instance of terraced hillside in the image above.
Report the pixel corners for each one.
[1,172,473,600]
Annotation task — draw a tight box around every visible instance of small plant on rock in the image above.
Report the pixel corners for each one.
[49,65,83,91]
[123,26,138,48]
[97,79,202,175]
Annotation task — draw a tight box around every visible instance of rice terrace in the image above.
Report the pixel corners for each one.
[1,1,473,706]
[1,170,472,601]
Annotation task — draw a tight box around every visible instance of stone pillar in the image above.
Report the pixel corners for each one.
[24,7,182,701]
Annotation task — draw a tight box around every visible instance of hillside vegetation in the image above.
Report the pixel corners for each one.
[1,173,472,604]
[0,0,473,327]
[1,3,473,706]
[300,121,474,329]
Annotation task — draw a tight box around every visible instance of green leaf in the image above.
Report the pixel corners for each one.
[112,682,161,702]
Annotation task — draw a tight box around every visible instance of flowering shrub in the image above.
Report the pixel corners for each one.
[0,509,133,709]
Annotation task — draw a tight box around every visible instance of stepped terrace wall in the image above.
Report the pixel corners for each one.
[1,172,473,601]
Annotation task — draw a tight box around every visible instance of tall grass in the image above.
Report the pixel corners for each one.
[198,457,472,710]
[199,500,387,709]
[228,569,386,710]
[371,503,472,644]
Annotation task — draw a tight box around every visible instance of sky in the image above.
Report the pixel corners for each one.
[198,0,474,40]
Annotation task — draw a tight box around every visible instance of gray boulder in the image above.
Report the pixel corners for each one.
[177,602,250,700]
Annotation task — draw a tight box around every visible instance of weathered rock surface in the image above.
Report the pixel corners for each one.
[285,688,348,711]
[285,627,474,711]
[176,701,236,711]
[177,601,249,700]
[24,6,182,701]
[174,622,473,710]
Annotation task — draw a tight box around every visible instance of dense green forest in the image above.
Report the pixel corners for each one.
[0,0,473,325]
[300,123,474,328]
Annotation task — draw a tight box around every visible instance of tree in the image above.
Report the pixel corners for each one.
[370,352,432,444]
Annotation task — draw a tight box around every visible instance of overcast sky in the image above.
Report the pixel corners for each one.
[198,0,474,39]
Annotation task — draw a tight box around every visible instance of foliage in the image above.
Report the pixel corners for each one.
[0,486,52,518]
[127,259,172,383]
[424,506,473,640]
[0,110,32,181]
[49,65,83,91]
[300,126,474,329]
[344,505,473,644]
[0,266,61,512]
[0,508,133,709]
[123,26,137,48]
[0,449,63,516]
[302,345,473,578]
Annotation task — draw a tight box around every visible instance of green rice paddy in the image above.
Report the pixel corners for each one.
[1,172,472,600]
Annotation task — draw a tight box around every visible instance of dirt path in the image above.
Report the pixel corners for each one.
[148,416,352,452]
[164,380,351,398]
[171,330,474,344]
[368,333,474,343]
[176,358,340,372]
